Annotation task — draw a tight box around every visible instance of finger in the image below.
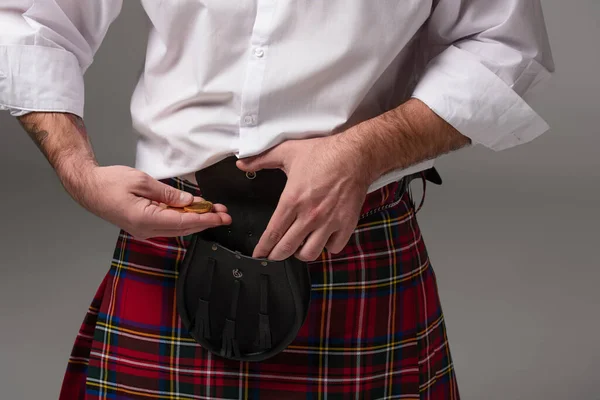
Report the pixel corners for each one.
[150,213,233,237]
[159,196,228,214]
[189,196,228,213]
[252,202,297,258]
[236,144,288,173]
[133,175,194,207]
[162,211,232,227]
[143,204,232,232]
[295,226,333,262]
[209,203,228,213]
[267,220,313,261]
[325,227,355,254]
[200,202,228,213]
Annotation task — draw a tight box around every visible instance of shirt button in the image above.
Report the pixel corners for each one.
[243,115,256,125]
[253,48,265,58]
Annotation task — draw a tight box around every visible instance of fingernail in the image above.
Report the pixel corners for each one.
[180,192,192,202]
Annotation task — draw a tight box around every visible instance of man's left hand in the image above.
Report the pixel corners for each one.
[236,134,374,262]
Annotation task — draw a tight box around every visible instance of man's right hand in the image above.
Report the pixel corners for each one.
[17,112,231,239]
[71,165,232,239]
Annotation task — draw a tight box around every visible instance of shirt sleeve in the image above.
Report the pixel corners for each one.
[411,0,555,151]
[0,0,123,118]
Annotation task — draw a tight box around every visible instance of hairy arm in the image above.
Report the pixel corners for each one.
[17,112,98,202]
[15,112,231,239]
[235,98,472,260]
[341,98,472,183]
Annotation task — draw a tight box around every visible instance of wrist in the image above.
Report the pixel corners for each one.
[56,156,99,202]
[331,127,381,187]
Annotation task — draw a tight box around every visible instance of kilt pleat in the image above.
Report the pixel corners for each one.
[59,177,459,399]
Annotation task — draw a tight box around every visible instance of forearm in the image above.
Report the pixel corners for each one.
[17,112,98,192]
[342,98,471,182]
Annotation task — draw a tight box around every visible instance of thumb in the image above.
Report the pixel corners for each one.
[138,177,194,206]
[236,146,286,173]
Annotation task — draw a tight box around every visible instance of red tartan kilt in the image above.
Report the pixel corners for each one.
[59,177,459,399]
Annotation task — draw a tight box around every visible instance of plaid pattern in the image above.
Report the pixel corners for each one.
[59,177,459,399]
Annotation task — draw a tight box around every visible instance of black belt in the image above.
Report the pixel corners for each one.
[176,157,441,362]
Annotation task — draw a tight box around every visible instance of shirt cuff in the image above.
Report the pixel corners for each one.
[0,44,85,117]
[411,45,551,151]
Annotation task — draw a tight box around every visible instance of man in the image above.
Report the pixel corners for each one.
[0,0,554,398]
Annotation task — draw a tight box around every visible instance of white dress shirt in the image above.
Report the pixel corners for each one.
[0,0,554,192]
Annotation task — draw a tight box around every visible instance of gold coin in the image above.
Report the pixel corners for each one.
[183,200,213,214]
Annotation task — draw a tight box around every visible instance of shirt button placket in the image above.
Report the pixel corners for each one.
[238,0,276,154]
[243,114,256,126]
[253,47,265,58]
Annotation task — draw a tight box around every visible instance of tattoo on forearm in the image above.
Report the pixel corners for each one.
[18,119,50,155]
[17,112,97,171]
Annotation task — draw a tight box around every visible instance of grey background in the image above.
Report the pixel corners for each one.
[0,1,598,399]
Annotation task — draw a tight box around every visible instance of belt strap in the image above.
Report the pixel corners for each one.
[221,279,242,358]
[255,274,272,351]
[192,257,215,339]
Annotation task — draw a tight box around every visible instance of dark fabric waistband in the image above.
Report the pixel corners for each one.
[171,164,440,221]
